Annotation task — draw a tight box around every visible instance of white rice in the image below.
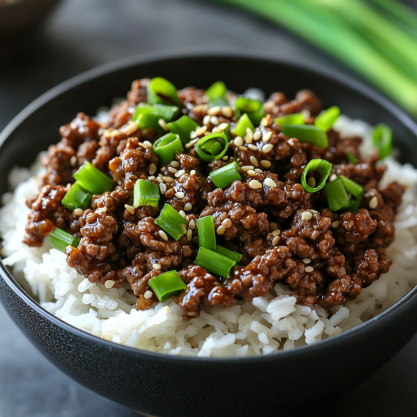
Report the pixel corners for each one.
[1,115,417,357]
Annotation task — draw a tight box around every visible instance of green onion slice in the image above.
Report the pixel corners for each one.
[147,77,180,106]
[133,179,160,208]
[281,124,328,148]
[215,245,242,265]
[49,227,80,252]
[235,96,265,126]
[132,104,179,132]
[195,132,229,162]
[206,81,228,106]
[194,247,236,278]
[300,159,332,193]
[232,113,255,137]
[73,162,115,195]
[155,204,187,240]
[198,215,216,251]
[274,113,305,126]
[166,115,199,144]
[61,182,92,211]
[148,270,187,302]
[347,151,358,164]
[323,177,350,212]
[372,123,393,160]
[153,133,184,165]
[339,175,364,201]
[209,161,242,188]
[314,106,341,132]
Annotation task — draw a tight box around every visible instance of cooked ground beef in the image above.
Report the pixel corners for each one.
[23,79,404,320]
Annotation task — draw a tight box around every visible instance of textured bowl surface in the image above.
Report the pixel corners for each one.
[1,53,417,417]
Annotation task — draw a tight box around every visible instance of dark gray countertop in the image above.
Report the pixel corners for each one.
[1,1,417,416]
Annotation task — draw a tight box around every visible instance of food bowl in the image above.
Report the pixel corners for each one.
[1,52,417,417]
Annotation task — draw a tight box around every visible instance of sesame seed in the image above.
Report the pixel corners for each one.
[249,180,262,190]
[156,177,163,183]
[369,196,378,209]
[203,115,211,125]
[149,163,157,175]
[241,165,254,171]
[121,121,139,135]
[250,156,259,167]
[253,131,262,140]
[159,230,169,241]
[190,131,197,139]
[303,258,311,264]
[248,144,258,151]
[74,208,83,216]
[70,156,77,166]
[175,169,185,178]
[184,203,192,211]
[222,218,232,228]
[124,204,135,215]
[168,166,177,173]
[175,192,185,199]
[182,223,187,234]
[272,236,280,246]
[270,222,278,231]
[272,230,281,238]
[144,290,153,299]
[196,126,207,136]
[189,219,196,229]
[301,211,313,221]
[190,170,196,176]
[305,266,314,273]
[264,178,277,188]
[105,280,115,289]
[262,144,274,153]
[217,122,229,131]
[261,160,271,168]
[263,101,274,111]
[239,146,247,151]
[217,225,226,235]
[339,267,347,276]
[307,177,316,188]
[103,129,111,138]
[143,141,153,148]
[111,129,120,137]
[332,220,341,228]
[222,106,233,117]
[222,156,229,161]
[247,170,256,177]
[330,174,337,182]
[204,131,212,136]
[158,119,168,130]
[234,136,243,146]
[163,176,174,183]
[165,306,171,314]
[170,161,180,168]
[153,263,161,270]
[255,169,263,173]
[193,104,209,112]
[101,207,108,213]
[187,229,193,241]
[210,116,219,126]
[262,131,272,142]
[208,106,221,116]
[245,128,253,144]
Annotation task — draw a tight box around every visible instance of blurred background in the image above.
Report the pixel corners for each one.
[1,0,417,416]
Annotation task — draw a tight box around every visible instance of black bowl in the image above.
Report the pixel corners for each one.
[1,53,417,417]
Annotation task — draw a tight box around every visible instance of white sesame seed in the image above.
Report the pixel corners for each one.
[245,128,253,144]
[196,126,207,136]
[124,204,135,215]
[249,180,262,190]
[262,131,272,142]
[272,236,280,246]
[262,144,274,153]
[332,220,341,228]
[144,290,153,299]
[182,223,187,234]
[234,136,243,146]
[222,106,233,117]
[153,263,161,270]
[208,106,221,116]
[248,144,258,151]
[261,160,271,168]
[272,229,281,236]
[156,177,163,183]
[264,178,277,188]
[310,209,319,214]
[149,163,157,175]
[179,210,186,218]
[159,230,169,241]
[170,161,180,168]
[301,211,313,221]
[217,225,226,235]
[253,131,262,140]
[255,169,263,173]
[175,169,185,178]
[194,104,209,112]
[217,122,229,131]
[369,196,378,209]
[305,266,314,273]
[247,170,256,177]
[307,177,316,188]
[168,166,177,173]
[121,120,139,135]
[189,219,196,229]
[239,146,247,151]
[203,115,211,125]
[222,156,229,161]
[190,131,197,139]
[270,222,278,231]
[143,141,153,148]
[250,156,259,167]
[187,229,193,241]
[158,118,168,131]
[222,218,232,228]
[105,280,115,289]
[190,170,196,176]
[163,176,174,183]
[175,192,185,199]
[74,208,83,216]
[70,156,77,166]
[210,116,219,126]
[102,206,108,213]
[330,174,337,182]
[303,258,311,264]
[261,116,269,126]
[184,203,192,211]
[241,165,254,171]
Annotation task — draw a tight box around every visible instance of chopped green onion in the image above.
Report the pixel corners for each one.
[73,162,115,195]
[347,151,358,164]
[133,179,160,208]
[194,247,236,278]
[166,115,199,144]
[206,81,228,106]
[198,216,216,251]
[153,133,184,165]
[215,245,242,265]
[147,77,180,106]
[61,182,92,211]
[49,227,80,252]
[314,106,341,132]
[274,113,305,126]
[323,177,350,211]
[195,132,229,162]
[372,123,393,160]
[132,104,179,131]
[232,113,255,137]
[155,204,187,240]
[235,96,265,126]
[281,124,328,148]
[339,175,364,201]
[148,270,187,302]
[300,159,332,193]
[209,161,242,188]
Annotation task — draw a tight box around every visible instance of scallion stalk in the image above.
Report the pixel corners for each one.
[148,270,187,302]
[195,132,229,162]
[274,113,305,126]
[147,77,181,106]
[166,115,199,144]
[347,151,358,164]
[232,113,255,137]
[153,133,184,165]
[155,204,187,240]
[235,96,265,126]
[132,104,179,131]
[209,161,242,188]
[49,227,80,252]
[133,179,160,208]
[194,247,236,278]
[300,159,332,193]
[61,182,92,211]
[323,177,350,211]
[339,175,364,201]
[215,245,242,265]
[372,123,392,160]
[198,215,216,251]
[73,162,115,195]
[281,124,328,148]
[314,106,340,132]
[206,81,228,106]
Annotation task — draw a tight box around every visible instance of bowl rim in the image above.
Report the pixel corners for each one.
[1,50,417,363]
